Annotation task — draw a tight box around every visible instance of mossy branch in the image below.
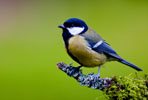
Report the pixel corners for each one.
[57,62,148,99]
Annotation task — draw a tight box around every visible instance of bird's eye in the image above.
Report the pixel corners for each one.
[64,23,71,27]
[64,22,75,28]
[71,24,74,27]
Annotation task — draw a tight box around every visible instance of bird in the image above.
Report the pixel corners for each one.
[58,18,143,79]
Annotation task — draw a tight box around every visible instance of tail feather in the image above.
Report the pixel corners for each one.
[119,59,143,71]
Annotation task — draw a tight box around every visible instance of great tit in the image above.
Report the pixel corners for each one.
[58,18,143,78]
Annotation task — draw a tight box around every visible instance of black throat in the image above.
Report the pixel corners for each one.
[62,29,73,49]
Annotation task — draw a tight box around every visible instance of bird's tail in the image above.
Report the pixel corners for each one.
[119,59,143,71]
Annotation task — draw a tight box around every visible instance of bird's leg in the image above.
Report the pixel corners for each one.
[69,65,82,76]
[94,66,101,82]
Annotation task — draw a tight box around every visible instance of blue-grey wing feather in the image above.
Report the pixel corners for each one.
[80,28,122,60]
[81,30,143,71]
[87,41,122,60]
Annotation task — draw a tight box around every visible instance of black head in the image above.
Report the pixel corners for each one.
[58,18,88,35]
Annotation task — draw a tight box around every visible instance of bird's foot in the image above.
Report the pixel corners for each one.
[93,66,101,82]
[93,73,100,82]
[69,66,82,76]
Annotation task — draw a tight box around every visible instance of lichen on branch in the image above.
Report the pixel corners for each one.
[57,62,148,99]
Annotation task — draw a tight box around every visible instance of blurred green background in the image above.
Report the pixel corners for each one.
[0,0,148,100]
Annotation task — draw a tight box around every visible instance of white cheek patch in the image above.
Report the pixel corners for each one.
[67,27,85,35]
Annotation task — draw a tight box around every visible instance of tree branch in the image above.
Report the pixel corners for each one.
[57,62,148,99]
[57,62,111,90]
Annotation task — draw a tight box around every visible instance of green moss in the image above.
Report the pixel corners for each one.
[105,75,148,100]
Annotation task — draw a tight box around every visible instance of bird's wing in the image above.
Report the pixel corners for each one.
[92,41,122,60]
[80,28,122,60]
[81,28,103,42]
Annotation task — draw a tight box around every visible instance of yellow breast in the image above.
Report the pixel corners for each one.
[68,35,107,67]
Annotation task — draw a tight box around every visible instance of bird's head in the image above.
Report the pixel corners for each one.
[58,18,88,36]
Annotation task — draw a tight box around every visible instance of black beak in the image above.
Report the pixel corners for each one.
[58,24,65,28]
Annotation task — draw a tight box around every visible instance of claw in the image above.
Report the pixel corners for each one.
[94,74,100,82]
[69,66,82,76]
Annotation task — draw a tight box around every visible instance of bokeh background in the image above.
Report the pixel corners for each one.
[0,0,148,100]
